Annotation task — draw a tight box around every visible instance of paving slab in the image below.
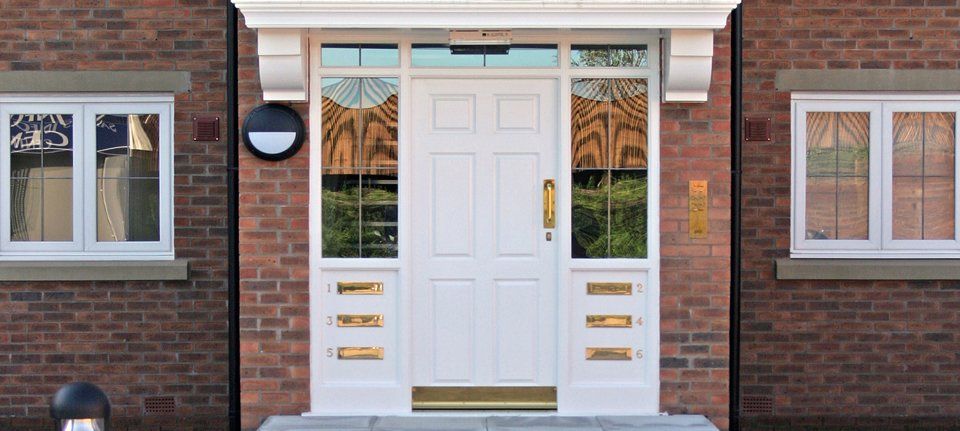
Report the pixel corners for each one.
[373,416,487,431]
[258,415,717,431]
[486,416,603,431]
[597,415,718,431]
[259,416,377,431]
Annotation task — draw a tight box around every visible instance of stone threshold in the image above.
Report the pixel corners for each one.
[259,415,718,431]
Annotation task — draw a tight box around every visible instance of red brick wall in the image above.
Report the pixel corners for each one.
[660,27,730,428]
[660,26,733,430]
[740,0,960,427]
[0,1,229,429]
[236,23,732,430]
[237,16,312,431]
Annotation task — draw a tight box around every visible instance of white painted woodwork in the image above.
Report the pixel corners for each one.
[312,269,408,413]
[234,0,736,104]
[233,0,740,30]
[258,28,309,101]
[562,270,658,414]
[307,36,663,416]
[411,78,559,387]
[662,29,716,103]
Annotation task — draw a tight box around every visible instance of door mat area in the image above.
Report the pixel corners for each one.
[258,415,719,431]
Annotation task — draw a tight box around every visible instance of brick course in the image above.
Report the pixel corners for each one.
[237,22,733,431]
[0,0,229,428]
[740,0,960,427]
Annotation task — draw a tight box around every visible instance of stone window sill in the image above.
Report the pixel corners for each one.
[0,259,189,281]
[776,258,960,280]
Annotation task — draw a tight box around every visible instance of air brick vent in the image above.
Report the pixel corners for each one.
[741,395,774,415]
[193,116,221,141]
[744,117,772,142]
[144,396,176,415]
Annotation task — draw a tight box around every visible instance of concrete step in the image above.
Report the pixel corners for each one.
[258,415,719,431]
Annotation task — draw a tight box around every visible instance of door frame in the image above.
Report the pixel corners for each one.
[307,29,661,415]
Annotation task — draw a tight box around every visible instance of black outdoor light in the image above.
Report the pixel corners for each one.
[50,382,110,431]
[241,103,305,161]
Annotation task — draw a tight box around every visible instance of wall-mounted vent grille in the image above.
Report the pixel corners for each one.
[741,395,774,414]
[144,396,176,415]
[193,116,221,141]
[744,117,772,142]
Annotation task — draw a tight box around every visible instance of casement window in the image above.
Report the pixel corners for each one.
[0,96,173,260]
[792,95,960,257]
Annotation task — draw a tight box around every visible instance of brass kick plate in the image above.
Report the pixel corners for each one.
[585,347,632,361]
[412,387,557,410]
[689,180,708,239]
[337,347,384,360]
[586,282,632,295]
[337,281,383,295]
[586,314,632,328]
[337,314,384,327]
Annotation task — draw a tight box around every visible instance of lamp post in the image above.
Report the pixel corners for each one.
[50,382,110,431]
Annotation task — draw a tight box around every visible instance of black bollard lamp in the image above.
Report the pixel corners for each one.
[50,382,110,431]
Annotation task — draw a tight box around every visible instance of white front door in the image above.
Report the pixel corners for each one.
[411,78,558,387]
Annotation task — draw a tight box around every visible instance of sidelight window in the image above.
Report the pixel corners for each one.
[0,98,173,259]
[792,96,960,257]
[571,78,649,259]
[320,77,399,258]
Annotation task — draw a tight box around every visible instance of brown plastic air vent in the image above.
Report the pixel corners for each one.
[744,117,772,142]
[192,116,220,141]
[741,395,774,414]
[144,396,176,415]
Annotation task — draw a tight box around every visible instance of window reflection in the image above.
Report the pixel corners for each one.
[892,112,956,240]
[571,45,648,68]
[321,77,399,257]
[9,114,74,241]
[571,78,648,258]
[805,112,870,240]
[95,114,161,242]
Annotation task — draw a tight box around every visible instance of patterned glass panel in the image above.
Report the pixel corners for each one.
[892,112,956,240]
[9,114,74,241]
[804,112,870,240]
[321,77,399,257]
[571,78,648,258]
[571,45,648,68]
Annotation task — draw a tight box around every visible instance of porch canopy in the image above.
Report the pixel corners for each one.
[231,0,740,102]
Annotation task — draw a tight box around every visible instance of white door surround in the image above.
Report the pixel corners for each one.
[307,33,662,415]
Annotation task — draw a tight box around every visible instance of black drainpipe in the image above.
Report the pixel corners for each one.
[729,4,743,431]
[226,1,241,430]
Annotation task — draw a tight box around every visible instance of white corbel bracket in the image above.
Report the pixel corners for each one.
[663,29,716,103]
[258,28,308,102]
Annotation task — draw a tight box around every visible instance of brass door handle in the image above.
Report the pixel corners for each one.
[543,179,556,228]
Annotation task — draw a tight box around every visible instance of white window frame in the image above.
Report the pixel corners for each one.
[0,95,174,261]
[792,93,960,258]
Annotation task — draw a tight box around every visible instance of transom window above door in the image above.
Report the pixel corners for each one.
[792,95,960,258]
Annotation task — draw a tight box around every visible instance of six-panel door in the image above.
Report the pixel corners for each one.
[411,78,559,387]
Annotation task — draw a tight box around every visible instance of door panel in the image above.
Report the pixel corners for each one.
[412,78,558,387]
